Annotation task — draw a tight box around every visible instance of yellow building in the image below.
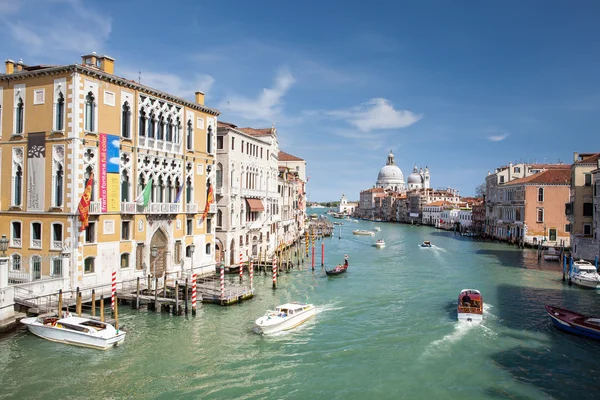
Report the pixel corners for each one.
[0,53,219,295]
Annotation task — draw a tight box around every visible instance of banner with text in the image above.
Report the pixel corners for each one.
[27,132,46,211]
[99,133,121,212]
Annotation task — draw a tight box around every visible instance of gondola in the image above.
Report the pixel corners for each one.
[325,265,348,276]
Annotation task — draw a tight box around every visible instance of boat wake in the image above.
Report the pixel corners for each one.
[422,322,477,359]
[316,303,345,314]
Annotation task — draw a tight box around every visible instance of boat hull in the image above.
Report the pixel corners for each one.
[326,268,347,276]
[375,243,385,248]
[457,312,483,323]
[570,276,600,289]
[254,308,316,335]
[544,255,560,261]
[22,318,126,350]
[546,306,600,341]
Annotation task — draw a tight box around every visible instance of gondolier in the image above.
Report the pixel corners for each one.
[344,254,348,266]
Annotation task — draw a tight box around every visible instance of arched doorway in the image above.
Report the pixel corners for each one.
[215,239,223,263]
[150,228,168,277]
[252,235,258,257]
[229,239,235,266]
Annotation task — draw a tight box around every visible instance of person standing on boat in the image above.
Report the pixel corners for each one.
[462,293,471,305]
[344,254,349,266]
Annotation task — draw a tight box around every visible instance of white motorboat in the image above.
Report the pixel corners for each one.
[421,241,432,248]
[375,239,385,248]
[543,247,560,261]
[254,302,316,335]
[374,227,381,231]
[457,289,483,323]
[569,260,600,289]
[353,229,375,236]
[21,315,126,350]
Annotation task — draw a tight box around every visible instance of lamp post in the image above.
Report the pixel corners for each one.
[189,243,196,276]
[0,234,8,257]
[151,245,158,278]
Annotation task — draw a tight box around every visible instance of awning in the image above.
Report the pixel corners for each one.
[246,198,265,212]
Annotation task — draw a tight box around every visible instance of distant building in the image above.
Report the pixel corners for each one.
[337,194,357,215]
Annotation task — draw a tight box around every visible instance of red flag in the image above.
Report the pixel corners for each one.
[201,185,214,221]
[78,173,94,231]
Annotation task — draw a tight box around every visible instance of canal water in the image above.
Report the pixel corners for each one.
[1,212,599,399]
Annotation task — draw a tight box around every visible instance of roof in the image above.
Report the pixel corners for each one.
[0,63,219,116]
[575,153,600,165]
[361,187,386,194]
[278,151,304,162]
[504,169,570,186]
[238,127,273,137]
[217,121,237,129]
[425,201,450,207]
[529,164,570,170]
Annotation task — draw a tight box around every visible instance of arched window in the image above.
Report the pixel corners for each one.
[157,114,164,140]
[54,164,63,207]
[122,101,131,138]
[11,254,21,271]
[120,253,130,269]
[150,175,156,202]
[31,255,42,280]
[166,117,173,142]
[14,165,23,206]
[158,176,164,203]
[55,93,65,131]
[84,257,95,274]
[186,120,193,150]
[148,113,155,138]
[174,179,181,203]
[216,163,223,188]
[84,92,95,132]
[84,165,95,201]
[138,173,145,196]
[186,177,193,203]
[207,125,213,154]
[139,108,146,137]
[166,177,173,203]
[538,187,544,202]
[217,209,223,227]
[121,170,130,202]
[15,97,24,134]
[174,117,180,144]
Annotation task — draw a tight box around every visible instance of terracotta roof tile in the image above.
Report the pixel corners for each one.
[238,127,273,137]
[575,153,600,165]
[529,163,570,169]
[279,151,304,161]
[504,169,570,186]
[217,121,237,129]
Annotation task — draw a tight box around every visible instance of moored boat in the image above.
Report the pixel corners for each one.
[569,260,600,289]
[457,289,483,323]
[353,229,375,236]
[375,239,385,248]
[21,315,126,350]
[421,241,432,248]
[254,302,316,335]
[543,247,560,261]
[545,305,600,340]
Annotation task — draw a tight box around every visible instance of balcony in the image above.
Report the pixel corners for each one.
[90,201,101,214]
[148,203,182,214]
[31,239,42,249]
[121,202,136,213]
[209,203,217,214]
[186,203,198,213]
[215,187,223,195]
[11,238,21,248]
[52,240,63,250]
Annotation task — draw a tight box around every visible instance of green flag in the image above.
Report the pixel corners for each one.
[135,178,153,207]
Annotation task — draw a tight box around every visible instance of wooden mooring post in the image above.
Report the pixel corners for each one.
[114,292,119,331]
[154,278,159,312]
[136,277,140,309]
[100,296,105,322]
[184,279,189,315]
[91,289,96,317]
[175,281,180,315]
[76,292,82,317]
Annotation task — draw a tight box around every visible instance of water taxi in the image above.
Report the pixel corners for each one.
[457,289,483,323]
[254,302,316,335]
[21,315,126,350]
[353,229,375,236]
[569,260,600,289]
[421,241,432,248]
[375,239,386,248]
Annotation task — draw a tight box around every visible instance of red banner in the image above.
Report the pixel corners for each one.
[78,173,94,231]
[201,185,214,221]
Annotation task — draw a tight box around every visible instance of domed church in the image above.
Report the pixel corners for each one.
[375,150,406,192]
[407,164,430,190]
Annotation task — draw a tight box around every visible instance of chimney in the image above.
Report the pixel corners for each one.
[16,59,25,72]
[98,55,115,75]
[573,152,579,162]
[195,91,205,105]
[81,52,115,74]
[5,59,15,74]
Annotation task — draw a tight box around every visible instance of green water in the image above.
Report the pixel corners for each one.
[1,217,600,399]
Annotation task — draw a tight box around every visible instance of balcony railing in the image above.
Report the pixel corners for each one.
[209,203,217,214]
[11,238,21,247]
[31,239,42,249]
[90,201,101,214]
[215,187,223,195]
[148,203,182,214]
[186,203,198,213]
[121,202,136,213]
[52,240,63,250]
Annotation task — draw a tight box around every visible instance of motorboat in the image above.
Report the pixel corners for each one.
[254,302,316,335]
[457,289,483,323]
[351,219,359,223]
[333,222,344,226]
[421,241,432,248]
[21,315,126,350]
[353,229,375,236]
[375,239,386,248]
[569,260,600,289]
[543,247,560,261]
[374,227,381,232]
[545,305,600,341]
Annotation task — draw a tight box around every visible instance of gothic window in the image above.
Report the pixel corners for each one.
[216,163,223,188]
[158,176,164,203]
[15,97,24,134]
[148,113,155,138]
[166,117,173,142]
[166,177,173,203]
[84,165,95,201]
[84,92,95,132]
[186,120,193,150]
[122,102,131,138]
[121,170,130,202]
[217,209,223,227]
[150,175,156,202]
[538,187,544,202]
[207,125,213,154]
[158,114,165,140]
[54,164,63,207]
[55,93,65,131]
[139,108,146,137]
[174,117,180,144]
[186,177,193,203]
[13,165,23,206]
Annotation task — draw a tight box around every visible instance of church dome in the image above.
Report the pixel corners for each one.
[375,150,405,189]
[407,172,423,184]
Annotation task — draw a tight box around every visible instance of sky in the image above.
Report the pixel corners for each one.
[1,0,599,202]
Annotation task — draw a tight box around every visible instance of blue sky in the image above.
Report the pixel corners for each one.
[2,0,599,202]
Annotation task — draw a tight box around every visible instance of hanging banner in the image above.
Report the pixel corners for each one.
[99,133,121,212]
[27,132,46,211]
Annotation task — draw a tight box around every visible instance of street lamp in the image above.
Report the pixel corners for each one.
[0,234,8,257]
[151,245,158,277]
[189,243,196,275]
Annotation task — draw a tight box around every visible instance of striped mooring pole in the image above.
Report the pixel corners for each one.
[272,255,277,289]
[239,251,243,282]
[249,260,254,291]
[191,273,197,316]
[220,263,225,300]
[111,270,117,310]
[305,230,309,257]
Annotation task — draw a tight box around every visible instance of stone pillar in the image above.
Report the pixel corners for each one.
[0,256,16,327]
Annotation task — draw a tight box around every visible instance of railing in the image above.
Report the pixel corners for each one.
[11,238,21,247]
[52,240,63,250]
[215,187,223,195]
[31,239,42,249]
[209,203,217,214]
[9,269,63,285]
[121,202,136,213]
[186,203,198,213]
[90,201,101,214]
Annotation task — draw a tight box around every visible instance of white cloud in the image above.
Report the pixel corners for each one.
[1,0,111,57]
[327,98,422,132]
[485,129,510,142]
[120,69,215,101]
[219,68,295,122]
